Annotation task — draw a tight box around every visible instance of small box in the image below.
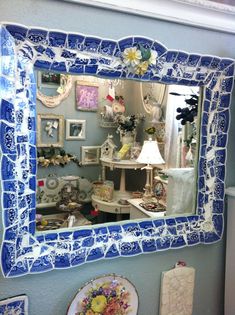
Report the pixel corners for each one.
[93,180,114,202]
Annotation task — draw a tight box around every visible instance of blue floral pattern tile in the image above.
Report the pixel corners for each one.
[0,295,28,315]
[0,23,234,277]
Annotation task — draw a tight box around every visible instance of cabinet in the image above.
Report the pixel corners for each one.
[91,157,144,220]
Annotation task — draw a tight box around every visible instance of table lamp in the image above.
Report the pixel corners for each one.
[137,139,165,199]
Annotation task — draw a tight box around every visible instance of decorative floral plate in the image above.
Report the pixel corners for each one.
[67,274,138,315]
[139,201,165,212]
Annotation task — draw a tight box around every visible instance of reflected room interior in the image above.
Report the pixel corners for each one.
[35,71,200,231]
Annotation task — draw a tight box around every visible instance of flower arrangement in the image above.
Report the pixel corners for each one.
[115,114,139,136]
[37,147,81,167]
[122,44,157,76]
[77,279,131,315]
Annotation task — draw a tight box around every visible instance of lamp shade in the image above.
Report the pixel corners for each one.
[137,140,165,165]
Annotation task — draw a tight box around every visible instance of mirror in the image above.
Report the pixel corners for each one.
[37,72,73,108]
[35,72,200,231]
[1,23,233,278]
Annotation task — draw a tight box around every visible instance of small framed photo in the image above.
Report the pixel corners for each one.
[37,114,64,147]
[76,81,99,111]
[81,146,101,165]
[66,119,86,140]
[38,71,61,89]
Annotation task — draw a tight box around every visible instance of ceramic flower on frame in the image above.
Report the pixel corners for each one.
[76,279,131,315]
[122,44,158,76]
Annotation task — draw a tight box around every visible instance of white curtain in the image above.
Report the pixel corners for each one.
[164,85,180,168]
[164,85,198,168]
[164,168,195,215]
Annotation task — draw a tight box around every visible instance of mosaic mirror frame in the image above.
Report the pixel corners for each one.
[0,23,234,278]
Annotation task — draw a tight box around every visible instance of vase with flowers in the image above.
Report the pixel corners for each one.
[115,114,139,145]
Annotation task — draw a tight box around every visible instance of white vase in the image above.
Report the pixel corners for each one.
[120,132,136,145]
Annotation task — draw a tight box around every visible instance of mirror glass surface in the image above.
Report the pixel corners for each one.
[35,71,200,232]
[38,71,61,96]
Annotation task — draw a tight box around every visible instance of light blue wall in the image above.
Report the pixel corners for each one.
[1,1,235,314]
[36,74,110,181]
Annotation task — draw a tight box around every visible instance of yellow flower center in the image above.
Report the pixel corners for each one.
[91,295,107,313]
[127,50,138,61]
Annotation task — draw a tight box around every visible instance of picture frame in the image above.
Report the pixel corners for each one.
[66,119,86,140]
[37,114,64,147]
[37,71,61,89]
[81,146,101,165]
[1,23,234,279]
[37,73,73,108]
[76,81,99,111]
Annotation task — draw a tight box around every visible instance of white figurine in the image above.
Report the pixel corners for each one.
[44,120,58,137]
[67,214,76,228]
[151,101,163,123]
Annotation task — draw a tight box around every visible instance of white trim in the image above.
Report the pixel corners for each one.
[60,0,235,34]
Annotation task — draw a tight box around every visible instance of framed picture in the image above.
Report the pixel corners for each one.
[66,119,86,140]
[76,81,99,111]
[81,146,101,165]
[37,114,64,147]
[37,71,61,89]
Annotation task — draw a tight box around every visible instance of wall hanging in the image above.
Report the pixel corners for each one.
[76,80,99,111]
[159,262,195,315]
[67,274,138,315]
[37,72,73,108]
[81,146,101,165]
[0,23,234,278]
[37,114,64,147]
[65,119,86,140]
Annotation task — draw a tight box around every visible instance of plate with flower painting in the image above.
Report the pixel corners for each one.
[67,274,139,315]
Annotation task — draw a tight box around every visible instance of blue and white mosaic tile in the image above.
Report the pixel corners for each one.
[0,295,28,315]
[0,23,234,277]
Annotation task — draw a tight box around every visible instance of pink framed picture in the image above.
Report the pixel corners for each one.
[76,81,99,111]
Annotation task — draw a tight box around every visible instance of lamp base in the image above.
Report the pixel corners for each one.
[143,187,152,201]
[142,165,153,201]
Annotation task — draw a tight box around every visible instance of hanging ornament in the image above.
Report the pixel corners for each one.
[170,92,199,125]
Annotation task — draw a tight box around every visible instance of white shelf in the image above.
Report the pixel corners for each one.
[100,157,144,170]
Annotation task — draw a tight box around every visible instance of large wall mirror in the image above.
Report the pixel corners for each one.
[0,23,234,277]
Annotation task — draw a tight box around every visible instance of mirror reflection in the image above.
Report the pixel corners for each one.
[36,71,200,232]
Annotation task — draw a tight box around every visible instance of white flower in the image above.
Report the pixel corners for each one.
[122,47,142,67]
[148,50,158,65]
